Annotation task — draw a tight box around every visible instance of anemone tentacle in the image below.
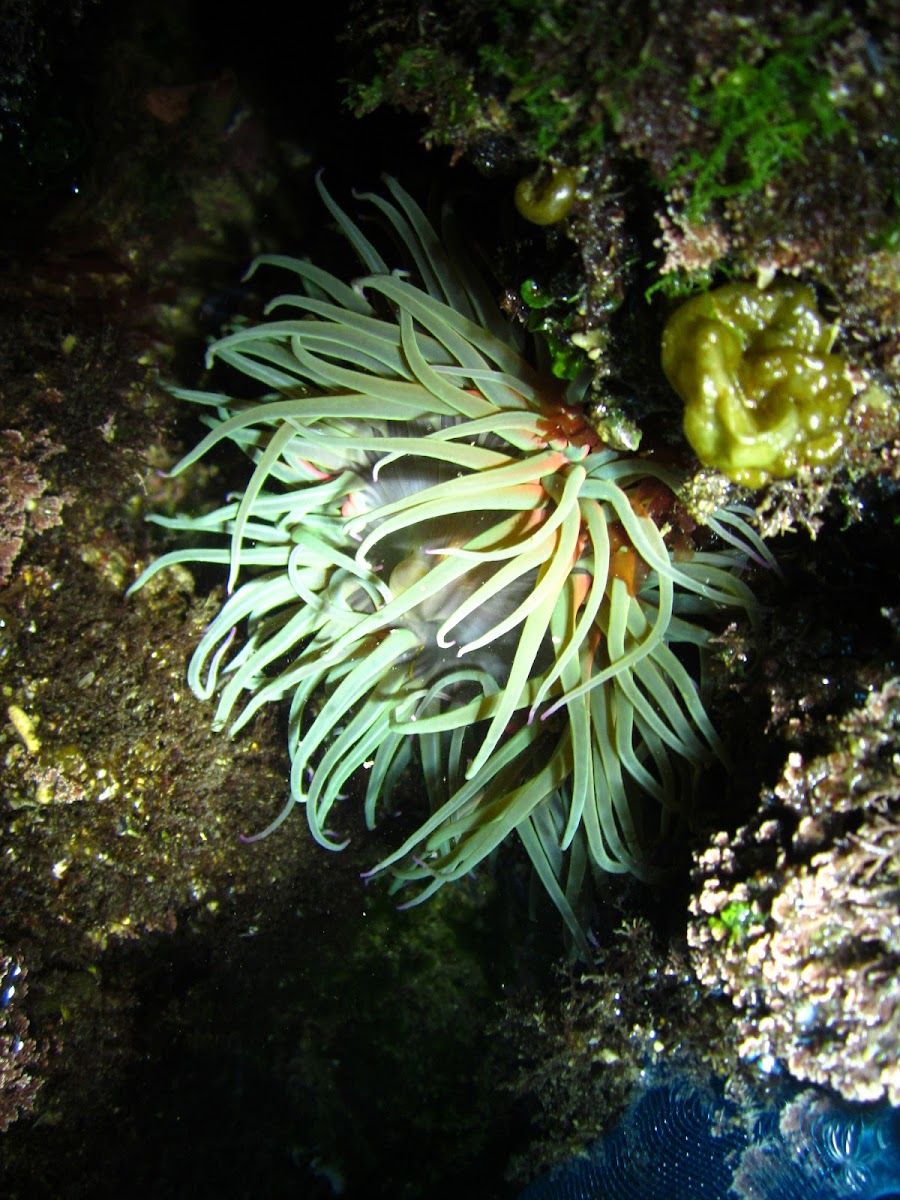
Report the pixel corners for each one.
[128,173,768,951]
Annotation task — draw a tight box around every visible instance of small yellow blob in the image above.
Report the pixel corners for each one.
[7,704,40,755]
[661,281,855,487]
[514,165,578,225]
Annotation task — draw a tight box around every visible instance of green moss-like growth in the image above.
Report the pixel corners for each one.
[708,899,764,947]
[351,44,483,148]
[661,280,855,487]
[346,0,640,159]
[665,18,850,217]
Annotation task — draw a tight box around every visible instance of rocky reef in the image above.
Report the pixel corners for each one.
[0,1,898,1197]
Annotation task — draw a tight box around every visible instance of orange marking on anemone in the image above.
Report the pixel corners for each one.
[570,567,592,612]
[294,459,333,480]
[537,400,605,453]
[606,520,648,597]
[341,494,366,518]
[583,622,605,675]
[517,506,549,534]
[602,478,688,595]
[464,382,604,454]
[625,477,697,557]
[625,478,676,525]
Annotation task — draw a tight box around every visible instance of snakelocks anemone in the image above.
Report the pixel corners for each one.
[130,175,766,950]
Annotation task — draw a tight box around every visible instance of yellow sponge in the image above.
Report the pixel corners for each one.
[662,281,854,486]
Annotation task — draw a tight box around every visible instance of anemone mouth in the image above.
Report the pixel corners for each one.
[128,172,769,952]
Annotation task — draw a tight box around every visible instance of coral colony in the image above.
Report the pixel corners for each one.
[130,176,766,947]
